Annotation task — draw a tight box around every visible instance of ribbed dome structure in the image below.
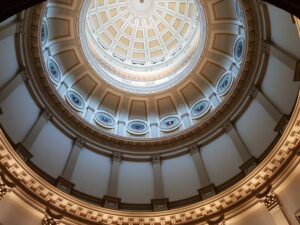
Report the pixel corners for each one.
[81,0,205,94]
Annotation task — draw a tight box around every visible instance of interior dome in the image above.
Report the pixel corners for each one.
[1,0,300,223]
[37,0,251,144]
[81,0,205,94]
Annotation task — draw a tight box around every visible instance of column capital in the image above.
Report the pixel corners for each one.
[249,85,259,99]
[150,122,158,127]
[262,40,270,54]
[181,112,189,118]
[256,186,279,211]
[189,145,200,155]
[74,137,85,148]
[0,172,15,200]
[207,214,225,225]
[41,208,63,225]
[223,121,234,132]
[113,152,122,162]
[20,68,31,82]
[41,108,53,120]
[16,20,24,34]
[152,155,161,164]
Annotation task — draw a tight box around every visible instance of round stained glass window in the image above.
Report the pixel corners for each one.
[47,59,61,83]
[66,90,86,111]
[127,120,149,135]
[234,37,245,62]
[94,111,115,128]
[191,99,211,119]
[160,116,181,132]
[217,73,233,96]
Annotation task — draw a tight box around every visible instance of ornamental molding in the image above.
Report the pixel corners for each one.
[256,186,279,211]
[0,91,300,225]
[19,0,267,155]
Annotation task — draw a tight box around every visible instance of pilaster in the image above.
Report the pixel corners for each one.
[22,108,52,149]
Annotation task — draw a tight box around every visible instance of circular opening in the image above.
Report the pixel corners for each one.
[80,0,207,94]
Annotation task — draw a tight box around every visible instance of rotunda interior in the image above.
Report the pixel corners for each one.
[0,0,300,225]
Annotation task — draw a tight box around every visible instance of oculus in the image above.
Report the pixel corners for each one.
[66,89,86,111]
[127,120,149,135]
[216,73,233,96]
[41,20,48,45]
[47,58,61,84]
[234,37,245,62]
[191,99,211,119]
[159,116,181,132]
[80,0,206,94]
[94,111,115,129]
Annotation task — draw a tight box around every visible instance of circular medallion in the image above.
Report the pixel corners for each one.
[47,58,61,83]
[159,116,181,132]
[127,120,149,135]
[217,73,233,96]
[234,37,245,62]
[94,111,115,128]
[191,99,211,119]
[66,90,86,111]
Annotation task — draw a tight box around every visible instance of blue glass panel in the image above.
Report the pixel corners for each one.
[47,59,61,83]
[191,100,210,118]
[94,111,115,128]
[127,120,149,135]
[160,116,181,131]
[217,73,233,96]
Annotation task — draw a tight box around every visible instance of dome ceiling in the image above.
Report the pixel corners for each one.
[81,0,205,94]
[25,0,261,154]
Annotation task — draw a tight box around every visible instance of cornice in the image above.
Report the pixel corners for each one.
[0,92,299,224]
[19,0,266,156]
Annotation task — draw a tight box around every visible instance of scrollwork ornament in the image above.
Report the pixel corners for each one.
[0,183,10,200]
[41,208,63,225]
[0,171,15,200]
[257,186,279,211]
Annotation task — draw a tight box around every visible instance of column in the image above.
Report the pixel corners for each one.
[84,106,94,122]
[22,109,51,149]
[107,152,121,197]
[209,92,220,109]
[149,97,159,138]
[266,41,300,81]
[190,146,211,187]
[181,113,191,128]
[151,155,169,211]
[267,42,298,70]
[152,156,165,199]
[0,20,20,41]
[0,70,26,104]
[172,94,191,128]
[250,86,282,122]
[58,81,68,96]
[224,122,252,162]
[257,187,291,225]
[150,123,159,138]
[116,97,129,136]
[61,138,84,180]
